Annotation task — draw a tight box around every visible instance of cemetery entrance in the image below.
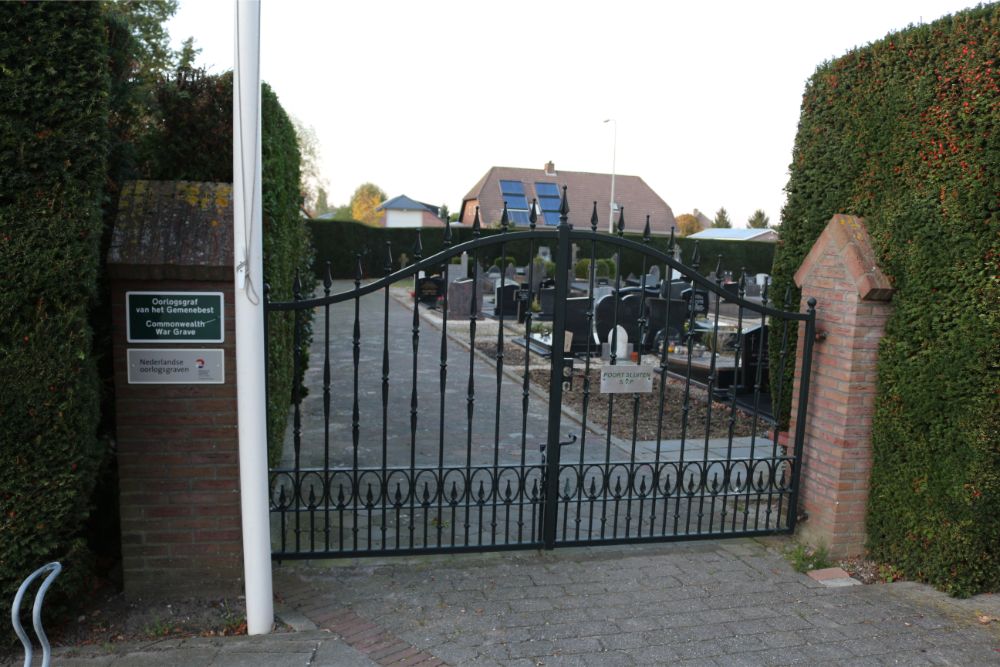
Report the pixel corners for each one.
[267,195,816,559]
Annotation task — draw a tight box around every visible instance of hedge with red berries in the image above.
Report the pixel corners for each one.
[770,5,999,595]
[0,2,110,630]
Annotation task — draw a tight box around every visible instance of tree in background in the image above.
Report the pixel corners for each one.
[712,207,732,228]
[747,209,770,229]
[439,203,450,220]
[313,187,332,217]
[675,213,701,237]
[292,116,326,214]
[351,182,387,226]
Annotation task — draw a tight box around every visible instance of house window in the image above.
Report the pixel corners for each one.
[535,182,561,226]
[498,180,530,225]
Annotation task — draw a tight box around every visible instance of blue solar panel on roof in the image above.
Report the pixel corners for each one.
[503,194,529,210]
[543,211,561,226]
[499,180,525,195]
[509,210,531,225]
[538,195,560,212]
[535,182,559,197]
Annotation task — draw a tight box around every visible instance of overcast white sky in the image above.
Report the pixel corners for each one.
[167,0,978,228]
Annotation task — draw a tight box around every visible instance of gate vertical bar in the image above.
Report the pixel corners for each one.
[542,187,572,549]
[787,297,817,531]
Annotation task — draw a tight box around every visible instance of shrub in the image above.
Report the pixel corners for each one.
[574,258,591,279]
[770,6,999,595]
[492,255,517,271]
[0,1,110,634]
[141,70,313,466]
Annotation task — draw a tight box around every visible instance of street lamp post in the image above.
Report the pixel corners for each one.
[603,119,616,233]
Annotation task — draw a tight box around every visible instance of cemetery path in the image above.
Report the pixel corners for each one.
[280,281,550,471]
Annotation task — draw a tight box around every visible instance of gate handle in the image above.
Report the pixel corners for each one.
[557,434,578,449]
[540,434,578,454]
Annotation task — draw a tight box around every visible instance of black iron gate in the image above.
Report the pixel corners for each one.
[267,190,816,559]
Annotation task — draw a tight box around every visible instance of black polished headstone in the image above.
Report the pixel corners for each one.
[494,283,519,317]
[416,275,443,306]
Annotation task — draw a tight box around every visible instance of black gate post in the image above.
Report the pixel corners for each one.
[542,187,572,549]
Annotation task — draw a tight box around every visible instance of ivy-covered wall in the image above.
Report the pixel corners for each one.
[770,6,999,595]
[0,2,110,628]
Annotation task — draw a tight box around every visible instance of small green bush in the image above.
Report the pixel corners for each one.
[574,258,591,279]
[493,255,517,271]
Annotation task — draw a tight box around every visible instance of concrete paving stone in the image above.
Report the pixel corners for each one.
[758,629,805,649]
[673,639,727,661]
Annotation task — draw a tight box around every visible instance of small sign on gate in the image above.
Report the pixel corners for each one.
[599,364,656,393]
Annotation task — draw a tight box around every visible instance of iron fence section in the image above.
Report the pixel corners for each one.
[266,190,815,558]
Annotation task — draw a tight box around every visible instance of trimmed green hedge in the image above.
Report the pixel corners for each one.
[0,1,110,631]
[142,71,312,466]
[308,219,775,281]
[770,6,999,595]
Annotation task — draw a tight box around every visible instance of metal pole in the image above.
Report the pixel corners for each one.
[542,188,572,548]
[234,0,274,635]
[603,119,616,234]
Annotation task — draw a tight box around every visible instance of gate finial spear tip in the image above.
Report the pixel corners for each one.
[643,215,651,242]
[500,201,509,230]
[714,255,722,278]
[384,240,393,272]
[473,206,481,236]
[616,208,625,236]
[414,229,423,258]
[354,254,363,281]
[324,261,333,289]
[590,201,599,231]
[690,240,700,268]
[559,186,569,218]
[668,227,675,251]
[443,219,452,245]
[529,199,538,229]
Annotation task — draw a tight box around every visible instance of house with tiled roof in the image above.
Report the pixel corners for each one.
[458,162,676,235]
[377,194,446,228]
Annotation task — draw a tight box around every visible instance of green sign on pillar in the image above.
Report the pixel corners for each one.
[126,291,224,343]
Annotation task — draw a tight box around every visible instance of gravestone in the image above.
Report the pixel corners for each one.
[494,283,519,317]
[416,275,443,306]
[682,287,709,316]
[645,265,660,286]
[564,297,593,354]
[457,251,469,280]
[504,264,517,282]
[448,278,483,318]
[530,258,547,294]
[614,325,630,360]
[538,286,556,317]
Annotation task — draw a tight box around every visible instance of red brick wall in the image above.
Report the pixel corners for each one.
[111,277,243,596]
[790,215,894,557]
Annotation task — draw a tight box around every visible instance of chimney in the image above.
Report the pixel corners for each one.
[544,161,556,176]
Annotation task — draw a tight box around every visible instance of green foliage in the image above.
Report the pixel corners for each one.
[492,255,517,271]
[0,1,110,636]
[747,209,770,229]
[770,6,1000,596]
[574,258,592,279]
[712,207,732,228]
[595,258,615,279]
[786,543,832,573]
[140,70,314,466]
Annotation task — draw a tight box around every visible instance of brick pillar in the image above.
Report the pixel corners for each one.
[790,214,894,557]
[108,181,243,596]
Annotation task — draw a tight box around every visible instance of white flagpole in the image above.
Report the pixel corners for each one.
[233,0,273,635]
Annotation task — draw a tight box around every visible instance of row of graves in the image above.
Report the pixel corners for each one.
[414,250,773,417]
